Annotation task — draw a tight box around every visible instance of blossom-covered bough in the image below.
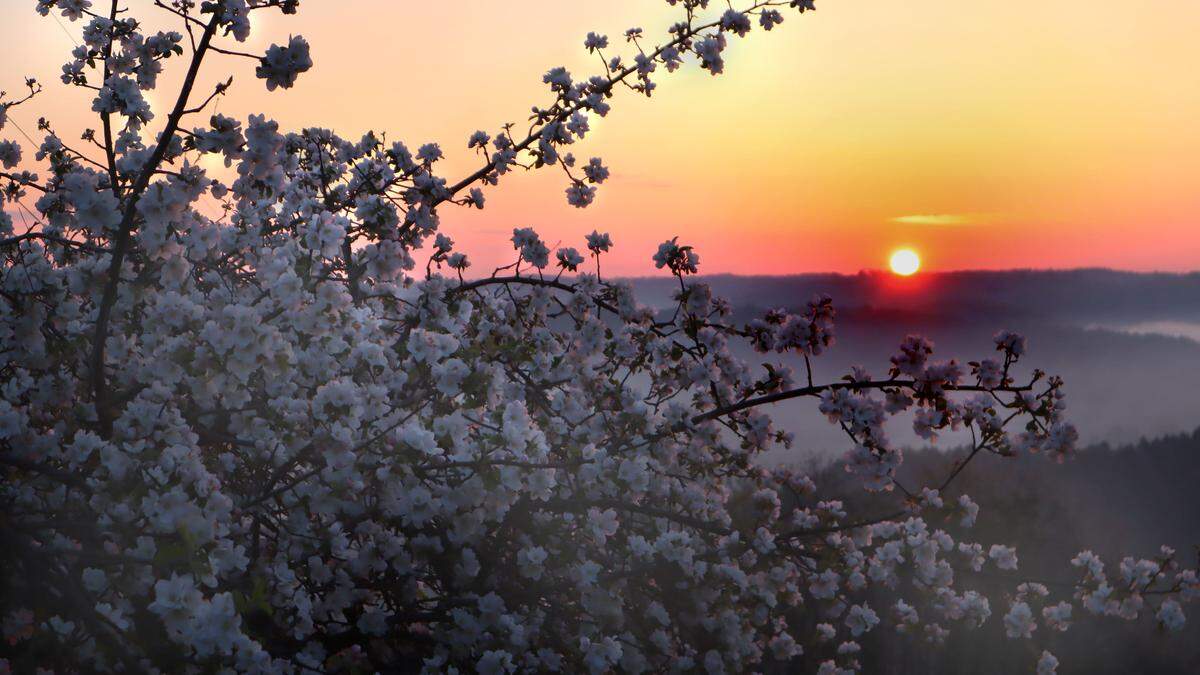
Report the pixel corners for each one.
[0,1,1195,672]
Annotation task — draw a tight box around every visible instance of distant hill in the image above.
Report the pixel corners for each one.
[625,270,1200,449]
[629,269,1200,324]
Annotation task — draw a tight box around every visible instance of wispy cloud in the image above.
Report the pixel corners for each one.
[890,214,976,226]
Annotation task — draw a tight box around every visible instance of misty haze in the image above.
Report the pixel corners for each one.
[633,269,1200,455]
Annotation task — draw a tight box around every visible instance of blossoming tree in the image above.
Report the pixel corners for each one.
[0,1,1195,672]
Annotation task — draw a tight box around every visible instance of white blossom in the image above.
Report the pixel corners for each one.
[256,36,313,91]
[1003,601,1036,639]
[989,544,1019,570]
[1037,650,1059,675]
[0,2,1191,673]
[1157,600,1186,632]
[0,140,20,168]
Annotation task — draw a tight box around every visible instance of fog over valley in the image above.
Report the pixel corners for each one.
[631,269,1200,457]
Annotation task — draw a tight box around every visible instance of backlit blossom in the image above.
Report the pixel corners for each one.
[256,36,312,91]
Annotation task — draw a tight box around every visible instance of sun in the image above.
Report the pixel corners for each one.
[889,248,921,276]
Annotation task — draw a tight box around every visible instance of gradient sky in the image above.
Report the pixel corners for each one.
[2,1,1198,275]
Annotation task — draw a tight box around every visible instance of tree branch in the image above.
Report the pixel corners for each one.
[89,13,221,435]
[691,380,1033,425]
[0,232,109,253]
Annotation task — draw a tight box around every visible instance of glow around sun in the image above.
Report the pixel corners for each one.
[889,248,921,276]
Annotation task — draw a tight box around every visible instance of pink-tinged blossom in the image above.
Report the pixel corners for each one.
[1003,601,1036,639]
[1043,601,1073,631]
[989,544,1019,570]
[845,603,879,636]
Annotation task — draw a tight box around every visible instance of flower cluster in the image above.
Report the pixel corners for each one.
[0,1,1195,673]
[256,36,312,92]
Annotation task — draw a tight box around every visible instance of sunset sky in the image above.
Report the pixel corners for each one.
[2,0,1198,275]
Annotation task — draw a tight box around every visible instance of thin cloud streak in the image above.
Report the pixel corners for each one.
[890,214,976,226]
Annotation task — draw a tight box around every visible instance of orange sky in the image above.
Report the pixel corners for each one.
[2,1,1198,275]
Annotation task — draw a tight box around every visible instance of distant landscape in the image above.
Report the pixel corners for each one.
[633,270,1200,673]
[632,269,1200,455]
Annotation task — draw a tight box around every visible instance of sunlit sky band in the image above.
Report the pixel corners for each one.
[1,0,1197,275]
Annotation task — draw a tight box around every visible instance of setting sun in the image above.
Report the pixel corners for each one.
[889,249,921,276]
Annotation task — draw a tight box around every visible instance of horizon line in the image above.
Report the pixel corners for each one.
[605,266,1200,280]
